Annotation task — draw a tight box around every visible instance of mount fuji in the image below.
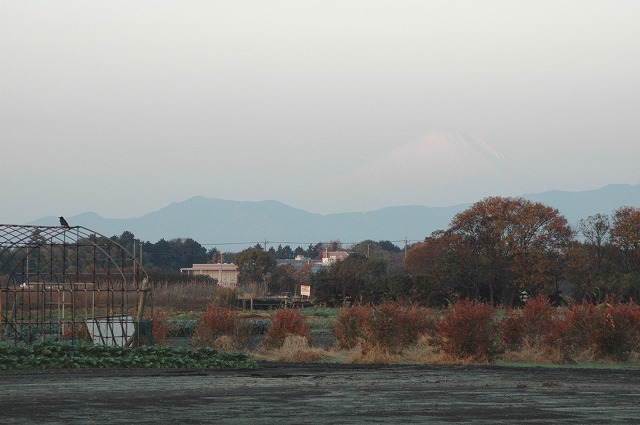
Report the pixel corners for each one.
[321,131,545,210]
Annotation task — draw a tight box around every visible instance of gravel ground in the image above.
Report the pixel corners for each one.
[1,363,639,424]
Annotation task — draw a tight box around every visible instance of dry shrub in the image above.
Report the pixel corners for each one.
[192,304,240,348]
[212,335,237,351]
[334,303,435,352]
[347,343,402,364]
[501,344,566,364]
[501,296,561,350]
[368,303,435,351]
[265,308,310,348]
[271,335,335,362]
[562,301,640,361]
[150,311,172,346]
[333,305,374,349]
[559,302,598,358]
[392,335,444,364]
[595,303,640,360]
[436,299,501,363]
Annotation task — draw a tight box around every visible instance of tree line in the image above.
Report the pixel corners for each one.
[106,232,344,284]
[5,197,636,307]
[314,198,640,307]
[111,197,640,306]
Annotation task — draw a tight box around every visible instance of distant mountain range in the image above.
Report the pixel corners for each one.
[28,183,640,249]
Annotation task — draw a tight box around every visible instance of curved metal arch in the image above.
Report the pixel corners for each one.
[1,224,151,346]
[0,224,147,287]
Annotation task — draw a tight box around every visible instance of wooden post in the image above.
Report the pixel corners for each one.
[126,278,150,347]
[136,278,149,323]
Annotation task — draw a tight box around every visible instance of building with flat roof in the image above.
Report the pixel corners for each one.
[179,263,238,288]
[322,251,350,265]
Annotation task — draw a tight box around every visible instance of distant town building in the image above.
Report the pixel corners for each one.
[181,251,352,287]
[179,263,239,288]
[322,251,350,265]
[276,255,319,269]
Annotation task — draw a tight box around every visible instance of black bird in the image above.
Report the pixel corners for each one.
[59,216,70,228]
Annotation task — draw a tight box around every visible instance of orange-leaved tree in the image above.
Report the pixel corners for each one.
[448,197,571,305]
[403,231,475,305]
[611,206,640,274]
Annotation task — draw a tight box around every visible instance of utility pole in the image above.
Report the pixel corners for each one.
[404,237,408,259]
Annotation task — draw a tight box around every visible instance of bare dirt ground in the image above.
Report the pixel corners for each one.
[1,363,640,424]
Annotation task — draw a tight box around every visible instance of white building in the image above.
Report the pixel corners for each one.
[322,251,350,265]
[179,263,239,288]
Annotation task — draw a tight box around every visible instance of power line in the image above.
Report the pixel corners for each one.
[196,239,422,248]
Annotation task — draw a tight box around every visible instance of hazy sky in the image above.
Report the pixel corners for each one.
[2,0,639,224]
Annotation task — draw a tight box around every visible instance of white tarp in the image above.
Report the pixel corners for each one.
[86,316,135,346]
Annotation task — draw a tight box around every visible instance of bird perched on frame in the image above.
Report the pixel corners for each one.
[59,216,70,228]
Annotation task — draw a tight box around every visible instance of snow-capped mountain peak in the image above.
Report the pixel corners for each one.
[322,131,544,209]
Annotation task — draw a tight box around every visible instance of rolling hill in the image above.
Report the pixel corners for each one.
[27,183,640,248]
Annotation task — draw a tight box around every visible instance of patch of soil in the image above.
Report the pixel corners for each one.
[1,363,639,424]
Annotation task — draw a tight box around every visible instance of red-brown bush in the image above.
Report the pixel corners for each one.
[333,305,374,349]
[265,308,310,348]
[560,302,599,355]
[151,311,171,346]
[562,301,640,360]
[192,304,239,347]
[437,299,501,362]
[368,303,435,350]
[333,303,435,351]
[501,296,561,349]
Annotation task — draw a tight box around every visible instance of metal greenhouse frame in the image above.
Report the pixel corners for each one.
[0,224,152,346]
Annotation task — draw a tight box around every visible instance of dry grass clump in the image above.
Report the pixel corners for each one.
[261,335,335,363]
[400,335,446,364]
[346,343,403,364]
[501,342,566,364]
[209,335,238,351]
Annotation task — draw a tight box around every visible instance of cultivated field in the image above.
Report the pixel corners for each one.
[1,363,640,424]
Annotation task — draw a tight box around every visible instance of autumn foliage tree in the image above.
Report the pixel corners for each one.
[404,231,474,305]
[609,206,640,299]
[426,197,572,305]
[454,197,571,304]
[610,207,640,274]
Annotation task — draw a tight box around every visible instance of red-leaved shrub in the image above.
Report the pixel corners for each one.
[192,304,239,347]
[265,308,310,348]
[333,305,374,349]
[501,296,561,349]
[437,299,501,362]
[151,311,171,346]
[367,303,435,351]
[560,302,599,355]
[563,302,640,360]
[333,303,435,351]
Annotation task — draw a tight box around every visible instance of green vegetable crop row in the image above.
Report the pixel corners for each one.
[0,342,258,371]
